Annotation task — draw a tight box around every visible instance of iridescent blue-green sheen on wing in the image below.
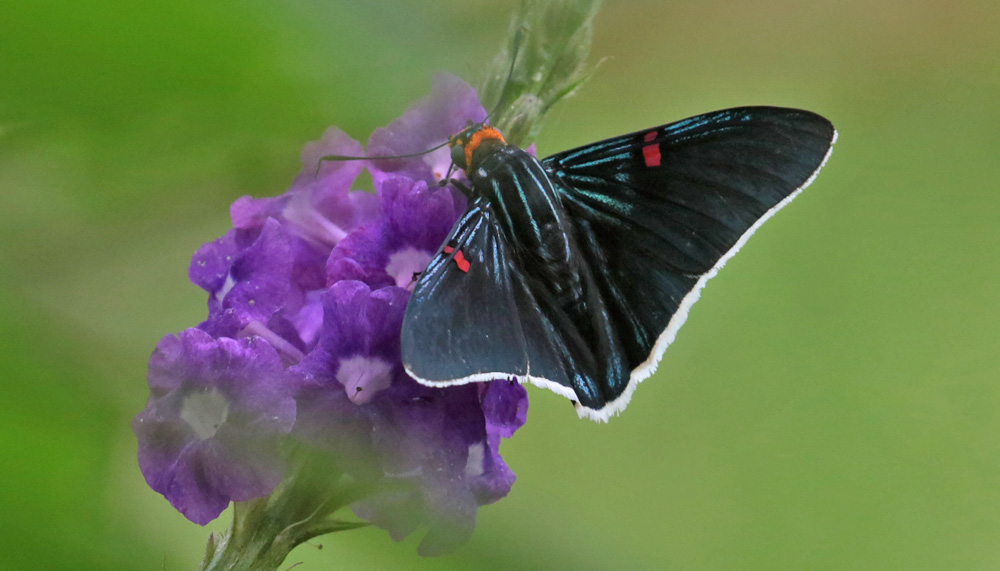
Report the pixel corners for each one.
[403,107,836,421]
[543,107,836,412]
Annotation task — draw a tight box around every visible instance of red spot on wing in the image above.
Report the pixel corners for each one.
[453,250,471,273]
[442,245,470,272]
[642,143,661,167]
[641,131,661,167]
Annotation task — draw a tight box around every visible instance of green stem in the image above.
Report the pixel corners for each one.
[199,455,371,571]
[201,499,296,571]
[480,0,602,148]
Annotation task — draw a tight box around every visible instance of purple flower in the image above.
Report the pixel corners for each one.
[326,177,460,289]
[295,281,528,555]
[188,128,380,352]
[367,73,487,189]
[231,126,378,244]
[306,280,409,406]
[294,283,527,556]
[132,329,297,525]
[352,380,527,556]
[135,72,528,554]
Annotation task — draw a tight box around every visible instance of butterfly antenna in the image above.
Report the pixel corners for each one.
[318,140,451,163]
[314,140,451,177]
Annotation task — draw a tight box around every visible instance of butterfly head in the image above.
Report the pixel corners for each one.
[448,121,506,172]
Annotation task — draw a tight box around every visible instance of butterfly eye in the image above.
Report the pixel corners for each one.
[450,142,467,170]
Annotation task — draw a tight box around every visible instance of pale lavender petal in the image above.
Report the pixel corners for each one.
[368,74,487,187]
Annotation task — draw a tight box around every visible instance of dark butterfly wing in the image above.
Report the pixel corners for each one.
[401,201,591,403]
[542,106,837,419]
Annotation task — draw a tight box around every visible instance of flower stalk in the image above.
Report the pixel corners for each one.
[481,0,601,148]
[201,454,370,571]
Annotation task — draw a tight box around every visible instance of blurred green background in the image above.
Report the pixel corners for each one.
[2,1,999,569]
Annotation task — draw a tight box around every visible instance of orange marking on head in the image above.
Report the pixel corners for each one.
[464,126,505,168]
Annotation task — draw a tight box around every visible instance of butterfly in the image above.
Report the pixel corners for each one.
[400,106,837,422]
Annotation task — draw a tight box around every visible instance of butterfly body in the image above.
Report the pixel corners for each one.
[402,106,837,422]
[469,143,584,307]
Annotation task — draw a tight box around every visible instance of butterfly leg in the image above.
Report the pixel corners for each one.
[442,177,474,199]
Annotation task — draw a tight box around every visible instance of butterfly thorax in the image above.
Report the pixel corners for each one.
[464,138,585,307]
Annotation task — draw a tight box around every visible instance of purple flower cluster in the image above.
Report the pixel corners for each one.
[133,74,528,555]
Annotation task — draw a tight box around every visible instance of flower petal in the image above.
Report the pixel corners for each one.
[368,74,487,187]
[134,330,296,525]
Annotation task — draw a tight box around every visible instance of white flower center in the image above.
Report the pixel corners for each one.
[215,274,236,303]
[337,356,393,405]
[181,388,230,440]
[385,247,433,289]
[465,443,485,477]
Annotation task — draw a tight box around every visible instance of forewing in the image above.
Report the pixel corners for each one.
[544,107,835,274]
[543,106,837,418]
